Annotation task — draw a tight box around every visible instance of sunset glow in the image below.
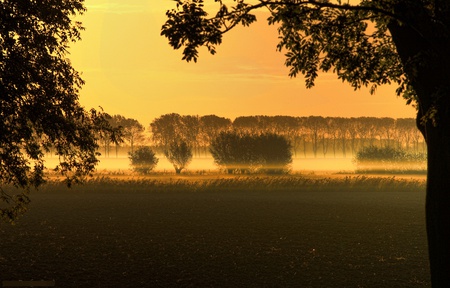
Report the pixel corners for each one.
[71,0,416,126]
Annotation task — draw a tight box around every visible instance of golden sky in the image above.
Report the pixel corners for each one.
[70,0,416,126]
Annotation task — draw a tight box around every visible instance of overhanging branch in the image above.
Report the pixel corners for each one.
[211,0,399,22]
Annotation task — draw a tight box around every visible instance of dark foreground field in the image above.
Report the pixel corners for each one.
[0,176,430,287]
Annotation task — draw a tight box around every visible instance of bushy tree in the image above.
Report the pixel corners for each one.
[162,1,450,283]
[0,1,119,223]
[164,140,193,174]
[256,133,292,174]
[128,146,158,175]
[210,132,292,174]
[209,132,239,174]
[210,132,255,173]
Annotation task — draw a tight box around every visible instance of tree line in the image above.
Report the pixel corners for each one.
[99,113,424,158]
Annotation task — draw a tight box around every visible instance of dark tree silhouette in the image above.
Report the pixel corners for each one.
[162,1,450,285]
[255,133,292,174]
[0,1,117,223]
[109,115,145,154]
[210,131,256,174]
[128,146,158,175]
[164,140,193,174]
[210,131,292,174]
[150,113,185,151]
[199,115,232,154]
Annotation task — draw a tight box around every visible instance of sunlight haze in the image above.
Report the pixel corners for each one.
[71,0,416,126]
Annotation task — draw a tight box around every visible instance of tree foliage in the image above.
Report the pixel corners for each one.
[128,146,159,175]
[150,113,422,157]
[355,145,427,172]
[161,0,414,101]
[164,140,193,174]
[210,131,292,174]
[210,131,255,173]
[355,145,426,163]
[109,115,145,154]
[0,1,119,222]
[150,113,231,155]
[256,133,293,174]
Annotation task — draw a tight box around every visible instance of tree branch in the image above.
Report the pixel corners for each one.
[211,0,399,22]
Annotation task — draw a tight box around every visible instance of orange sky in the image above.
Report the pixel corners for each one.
[70,0,416,126]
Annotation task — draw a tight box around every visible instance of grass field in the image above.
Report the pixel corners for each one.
[0,175,430,287]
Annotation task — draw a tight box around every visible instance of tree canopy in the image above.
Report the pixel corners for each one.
[0,1,117,222]
[162,1,450,286]
[162,0,415,102]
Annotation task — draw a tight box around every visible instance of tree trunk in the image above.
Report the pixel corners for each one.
[425,116,450,286]
[389,4,450,286]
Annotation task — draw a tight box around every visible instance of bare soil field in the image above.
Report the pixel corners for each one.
[0,176,429,287]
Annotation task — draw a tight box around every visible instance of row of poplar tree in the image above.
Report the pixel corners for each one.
[101,113,424,158]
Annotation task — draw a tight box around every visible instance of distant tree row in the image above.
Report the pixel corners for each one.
[231,115,424,157]
[99,114,424,158]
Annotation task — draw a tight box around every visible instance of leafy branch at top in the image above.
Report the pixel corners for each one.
[161,0,411,102]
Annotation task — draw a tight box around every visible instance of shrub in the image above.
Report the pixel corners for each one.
[256,133,293,174]
[128,146,158,174]
[209,132,254,174]
[355,146,426,172]
[210,132,292,174]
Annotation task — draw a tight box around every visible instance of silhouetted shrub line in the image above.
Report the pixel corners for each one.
[356,146,427,162]
[354,146,427,173]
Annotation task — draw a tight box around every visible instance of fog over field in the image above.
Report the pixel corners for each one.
[45,156,356,173]
[113,156,355,172]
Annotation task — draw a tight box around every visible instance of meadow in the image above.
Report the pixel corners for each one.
[0,175,430,287]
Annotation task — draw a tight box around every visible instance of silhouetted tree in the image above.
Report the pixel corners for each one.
[128,146,158,175]
[325,118,339,158]
[210,131,256,174]
[354,117,372,150]
[0,1,119,223]
[162,1,450,284]
[378,117,396,148]
[181,115,201,155]
[306,116,324,158]
[108,115,145,156]
[210,131,292,174]
[199,115,232,154]
[274,116,302,157]
[150,113,184,151]
[335,118,349,158]
[346,118,357,156]
[395,118,416,150]
[150,113,203,153]
[107,115,125,157]
[233,116,261,135]
[256,133,292,174]
[164,140,193,174]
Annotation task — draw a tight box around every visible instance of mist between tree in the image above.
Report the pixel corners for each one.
[44,114,426,174]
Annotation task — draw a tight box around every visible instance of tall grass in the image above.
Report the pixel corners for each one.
[42,175,426,194]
